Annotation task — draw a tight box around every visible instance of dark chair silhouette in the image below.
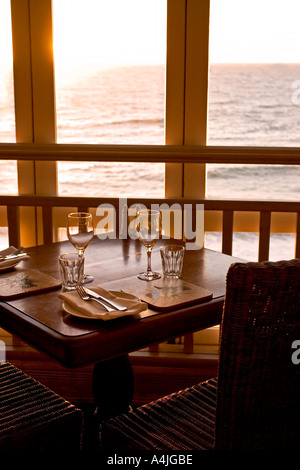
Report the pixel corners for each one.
[0,362,83,451]
[102,258,300,450]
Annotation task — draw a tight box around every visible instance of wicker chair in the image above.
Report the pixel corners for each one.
[0,361,83,451]
[102,258,300,450]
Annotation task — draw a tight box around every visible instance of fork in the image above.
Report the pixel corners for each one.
[76,284,115,312]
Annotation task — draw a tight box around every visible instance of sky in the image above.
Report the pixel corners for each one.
[52,0,167,68]
[209,0,300,63]
[1,0,300,66]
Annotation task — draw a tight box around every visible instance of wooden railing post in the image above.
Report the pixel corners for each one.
[259,211,271,261]
[7,206,20,248]
[296,212,300,259]
[222,210,234,255]
[42,206,53,244]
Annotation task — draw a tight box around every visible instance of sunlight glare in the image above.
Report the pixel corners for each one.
[52,0,166,70]
[0,0,13,65]
[210,0,300,64]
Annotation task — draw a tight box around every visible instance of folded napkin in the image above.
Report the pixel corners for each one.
[0,246,18,257]
[58,285,147,320]
[0,247,30,270]
[0,246,28,258]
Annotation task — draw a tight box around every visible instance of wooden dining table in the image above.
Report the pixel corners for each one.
[0,237,242,419]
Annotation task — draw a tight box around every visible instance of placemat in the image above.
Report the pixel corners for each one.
[0,268,61,300]
[102,277,213,311]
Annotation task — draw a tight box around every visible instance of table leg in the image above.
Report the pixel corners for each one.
[92,354,134,422]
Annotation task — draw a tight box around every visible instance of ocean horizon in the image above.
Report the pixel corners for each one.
[1,63,300,259]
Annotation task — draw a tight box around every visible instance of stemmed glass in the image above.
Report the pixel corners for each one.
[136,209,161,281]
[67,212,94,284]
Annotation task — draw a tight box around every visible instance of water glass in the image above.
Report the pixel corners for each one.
[59,253,84,290]
[160,245,185,278]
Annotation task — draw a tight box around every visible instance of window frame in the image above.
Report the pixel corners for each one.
[10,0,209,244]
[8,0,300,247]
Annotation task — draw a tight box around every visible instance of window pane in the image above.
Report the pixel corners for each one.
[0,0,15,143]
[0,0,17,225]
[53,0,166,197]
[207,0,300,201]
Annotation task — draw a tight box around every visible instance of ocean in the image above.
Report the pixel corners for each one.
[1,63,300,259]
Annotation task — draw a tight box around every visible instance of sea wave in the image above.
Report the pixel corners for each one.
[1,63,300,259]
[101,118,164,127]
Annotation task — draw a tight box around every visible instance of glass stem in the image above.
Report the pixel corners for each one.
[78,249,84,257]
[146,248,152,274]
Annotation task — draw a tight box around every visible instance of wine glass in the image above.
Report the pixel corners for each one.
[67,212,94,284]
[136,209,161,281]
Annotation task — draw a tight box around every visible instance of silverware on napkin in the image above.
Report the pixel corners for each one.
[0,252,29,262]
[0,246,27,262]
[76,285,114,313]
[84,288,127,311]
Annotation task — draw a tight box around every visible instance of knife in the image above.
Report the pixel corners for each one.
[85,288,127,311]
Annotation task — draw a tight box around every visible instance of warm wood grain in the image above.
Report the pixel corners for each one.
[0,238,242,367]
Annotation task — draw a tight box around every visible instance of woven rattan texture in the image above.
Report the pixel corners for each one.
[104,258,300,450]
[215,259,300,450]
[103,377,217,450]
[0,362,83,451]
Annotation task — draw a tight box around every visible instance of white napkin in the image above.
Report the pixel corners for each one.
[58,285,147,320]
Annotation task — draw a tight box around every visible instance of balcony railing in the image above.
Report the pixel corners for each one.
[1,194,300,262]
[0,143,300,380]
[1,143,300,257]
